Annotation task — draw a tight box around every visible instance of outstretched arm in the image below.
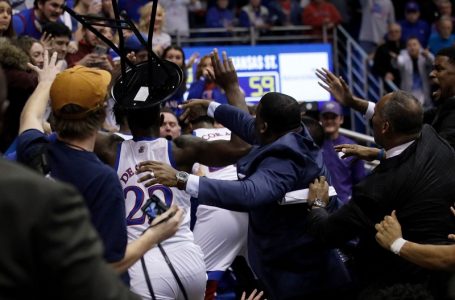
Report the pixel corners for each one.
[375,210,455,271]
[136,157,300,211]
[19,51,63,134]
[334,143,383,161]
[210,49,249,112]
[173,132,251,171]
[182,49,254,145]
[315,68,370,114]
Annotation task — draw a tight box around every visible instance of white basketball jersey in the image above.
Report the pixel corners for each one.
[116,138,193,246]
[192,127,238,180]
[192,127,248,273]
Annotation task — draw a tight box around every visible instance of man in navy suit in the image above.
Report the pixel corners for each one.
[136,51,352,300]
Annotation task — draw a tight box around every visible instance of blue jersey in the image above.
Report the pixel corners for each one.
[13,8,74,39]
[13,9,42,39]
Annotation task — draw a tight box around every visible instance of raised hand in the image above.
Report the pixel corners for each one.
[241,289,264,300]
[210,48,239,91]
[67,41,78,54]
[316,68,354,106]
[27,50,63,83]
[210,48,248,111]
[186,52,200,68]
[40,32,54,51]
[126,51,137,63]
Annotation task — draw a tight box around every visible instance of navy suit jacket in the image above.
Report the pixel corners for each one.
[198,105,351,299]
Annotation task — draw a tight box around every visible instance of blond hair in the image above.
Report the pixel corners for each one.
[138,3,165,33]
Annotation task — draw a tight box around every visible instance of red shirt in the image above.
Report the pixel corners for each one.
[302,1,341,28]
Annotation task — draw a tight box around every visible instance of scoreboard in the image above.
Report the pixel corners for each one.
[184,44,332,103]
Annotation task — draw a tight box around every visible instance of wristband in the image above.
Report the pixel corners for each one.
[377,148,385,161]
[390,237,406,255]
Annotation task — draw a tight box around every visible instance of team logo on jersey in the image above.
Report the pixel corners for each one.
[138,146,145,153]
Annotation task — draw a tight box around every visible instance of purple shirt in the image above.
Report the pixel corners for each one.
[322,134,366,203]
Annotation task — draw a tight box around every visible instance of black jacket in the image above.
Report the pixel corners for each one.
[307,125,455,299]
[0,159,138,300]
[424,96,455,150]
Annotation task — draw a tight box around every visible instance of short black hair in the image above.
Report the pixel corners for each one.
[436,47,455,65]
[382,90,423,135]
[42,22,71,39]
[33,0,55,9]
[259,92,301,134]
[126,105,161,131]
[405,35,420,44]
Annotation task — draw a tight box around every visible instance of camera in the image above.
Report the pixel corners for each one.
[141,195,169,223]
[92,44,108,56]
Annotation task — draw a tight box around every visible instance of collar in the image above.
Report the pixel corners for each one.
[132,136,158,142]
[385,140,415,159]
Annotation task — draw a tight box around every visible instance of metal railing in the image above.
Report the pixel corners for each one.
[339,128,379,170]
[334,26,374,136]
[339,128,375,144]
[173,25,333,46]
[333,26,398,137]
[172,24,391,148]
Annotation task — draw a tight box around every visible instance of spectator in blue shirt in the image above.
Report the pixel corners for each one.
[206,0,235,30]
[239,0,271,30]
[13,0,64,39]
[398,1,430,48]
[428,16,455,55]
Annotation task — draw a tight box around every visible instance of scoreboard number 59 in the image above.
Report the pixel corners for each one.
[249,76,276,97]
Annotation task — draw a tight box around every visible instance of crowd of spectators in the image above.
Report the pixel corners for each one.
[2,0,455,299]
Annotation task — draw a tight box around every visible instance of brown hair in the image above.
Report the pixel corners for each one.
[12,36,39,54]
[53,104,106,139]
[0,0,15,38]
[195,55,211,79]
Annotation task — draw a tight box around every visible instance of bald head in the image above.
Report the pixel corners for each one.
[381,90,423,135]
